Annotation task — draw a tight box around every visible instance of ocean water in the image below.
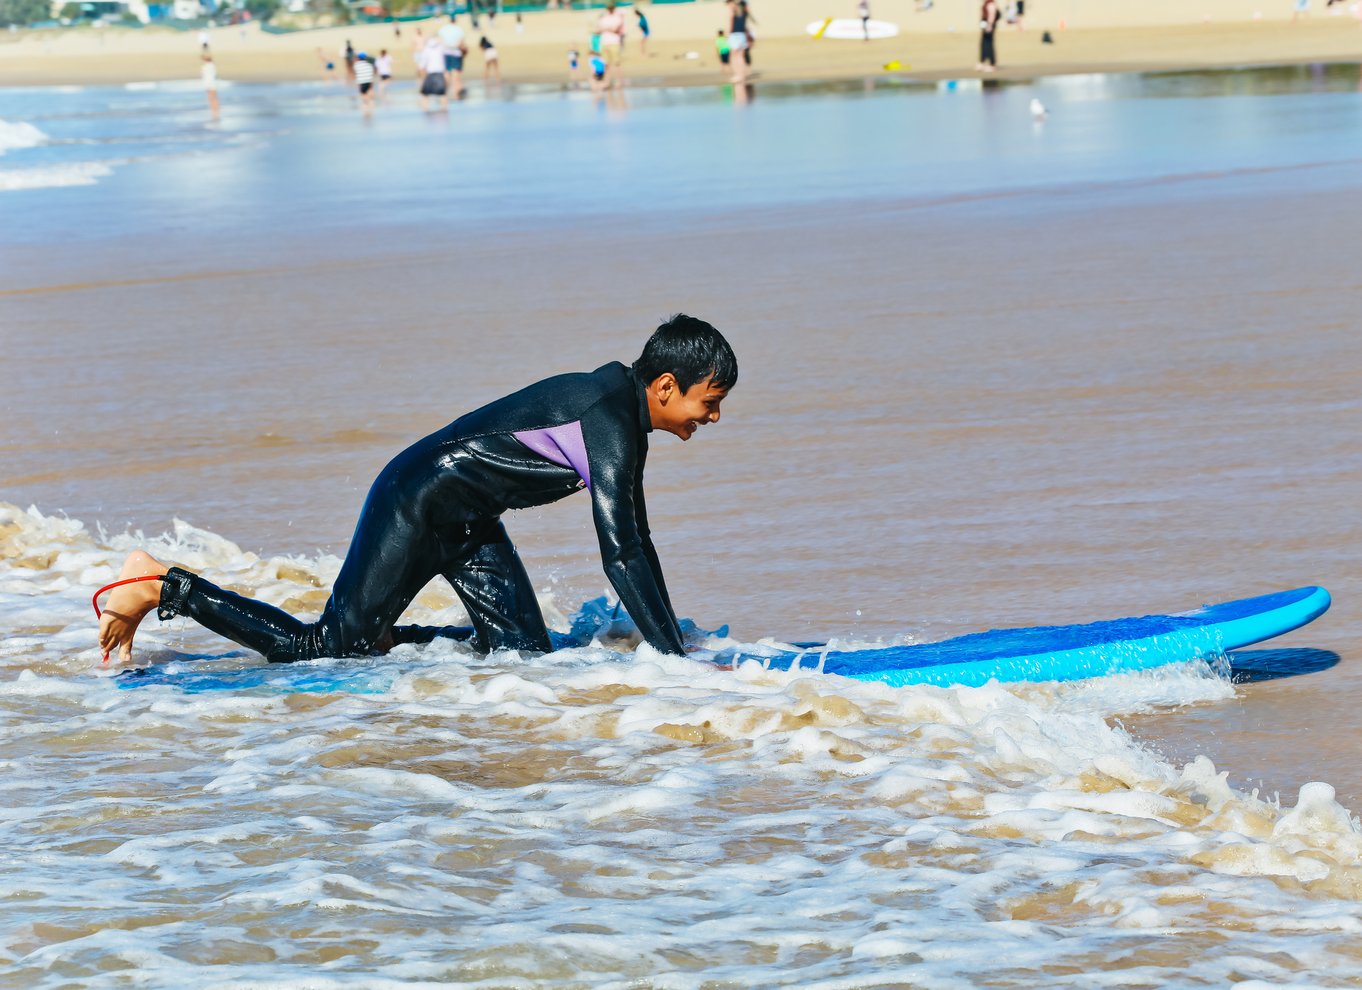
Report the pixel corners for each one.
[3,64,1362,986]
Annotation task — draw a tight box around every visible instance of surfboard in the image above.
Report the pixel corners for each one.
[114,587,1329,694]
[721,586,1332,688]
[806,18,900,40]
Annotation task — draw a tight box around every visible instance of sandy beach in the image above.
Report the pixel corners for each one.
[1,0,1360,88]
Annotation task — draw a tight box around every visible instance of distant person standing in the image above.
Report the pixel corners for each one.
[977,0,1000,72]
[634,7,650,56]
[376,48,393,97]
[343,39,357,82]
[480,36,501,83]
[727,0,752,83]
[438,14,468,97]
[857,0,871,40]
[596,2,626,88]
[568,48,581,86]
[201,53,220,117]
[1010,0,1025,30]
[418,37,449,110]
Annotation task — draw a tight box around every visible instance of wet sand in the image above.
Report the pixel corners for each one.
[6,162,1361,806]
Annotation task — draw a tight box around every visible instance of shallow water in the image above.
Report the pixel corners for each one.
[2,66,1362,986]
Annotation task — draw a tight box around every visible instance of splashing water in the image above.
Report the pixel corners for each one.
[2,502,1361,987]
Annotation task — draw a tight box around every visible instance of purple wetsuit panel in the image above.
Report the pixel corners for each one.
[512,421,592,489]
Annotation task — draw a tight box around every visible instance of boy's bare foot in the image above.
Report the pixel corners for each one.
[98,550,171,665]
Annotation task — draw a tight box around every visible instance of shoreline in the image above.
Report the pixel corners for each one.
[1,16,1360,90]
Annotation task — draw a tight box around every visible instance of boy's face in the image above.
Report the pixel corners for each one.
[646,374,729,441]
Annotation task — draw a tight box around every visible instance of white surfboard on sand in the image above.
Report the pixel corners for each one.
[807,18,900,40]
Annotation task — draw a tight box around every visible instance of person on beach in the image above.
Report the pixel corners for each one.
[97,317,737,667]
[317,46,338,82]
[727,0,753,83]
[438,14,468,97]
[353,51,376,110]
[589,50,608,93]
[418,36,449,110]
[480,36,501,84]
[568,48,581,86]
[343,39,357,82]
[596,2,626,88]
[635,7,651,56]
[376,49,393,97]
[715,29,730,73]
[201,53,219,117]
[977,0,1000,72]
[857,0,871,40]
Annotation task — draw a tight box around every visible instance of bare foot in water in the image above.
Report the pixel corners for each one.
[98,550,170,665]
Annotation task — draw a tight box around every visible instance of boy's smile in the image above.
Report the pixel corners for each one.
[645,374,729,441]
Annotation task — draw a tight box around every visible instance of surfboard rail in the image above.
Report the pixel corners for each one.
[734,586,1331,689]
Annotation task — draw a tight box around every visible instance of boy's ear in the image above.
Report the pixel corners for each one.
[651,372,678,400]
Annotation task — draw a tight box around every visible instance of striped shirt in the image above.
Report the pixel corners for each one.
[354,60,375,84]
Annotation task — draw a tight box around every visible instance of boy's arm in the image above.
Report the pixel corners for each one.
[633,470,675,614]
[583,402,685,655]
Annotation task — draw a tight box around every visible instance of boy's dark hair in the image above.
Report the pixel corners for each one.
[633,314,738,392]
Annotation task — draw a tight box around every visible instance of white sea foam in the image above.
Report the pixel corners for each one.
[2,501,1361,987]
[0,161,113,191]
[0,118,47,154]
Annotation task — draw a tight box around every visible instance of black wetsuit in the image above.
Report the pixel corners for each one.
[157,361,685,661]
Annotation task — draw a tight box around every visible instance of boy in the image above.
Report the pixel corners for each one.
[97,316,737,666]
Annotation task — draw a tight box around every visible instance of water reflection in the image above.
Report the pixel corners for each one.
[1227,648,1342,683]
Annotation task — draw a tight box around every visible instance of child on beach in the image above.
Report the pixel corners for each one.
[635,7,650,56]
[568,48,581,86]
[715,29,730,73]
[480,36,501,83]
[316,47,337,81]
[589,51,607,91]
[96,317,737,667]
[376,49,393,97]
[353,51,376,109]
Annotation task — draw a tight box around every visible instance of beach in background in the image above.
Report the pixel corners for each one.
[2,0,1362,87]
[3,24,1362,990]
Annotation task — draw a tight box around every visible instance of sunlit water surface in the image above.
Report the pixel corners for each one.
[2,64,1362,986]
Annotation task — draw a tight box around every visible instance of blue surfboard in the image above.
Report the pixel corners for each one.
[116,587,1330,694]
[720,586,1332,688]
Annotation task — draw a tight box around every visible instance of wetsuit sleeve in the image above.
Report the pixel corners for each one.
[581,399,685,655]
[634,470,675,614]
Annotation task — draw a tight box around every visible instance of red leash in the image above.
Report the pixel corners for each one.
[93,574,164,664]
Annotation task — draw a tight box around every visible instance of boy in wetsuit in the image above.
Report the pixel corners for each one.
[97,315,736,665]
